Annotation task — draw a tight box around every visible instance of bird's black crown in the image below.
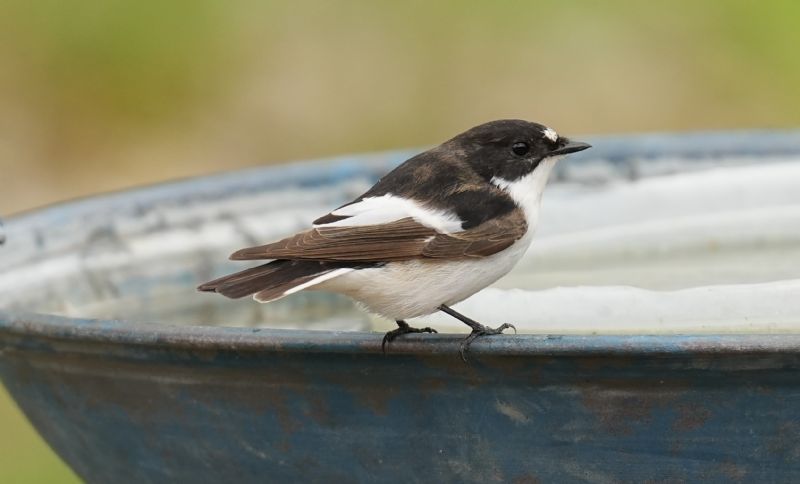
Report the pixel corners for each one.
[447,119,588,182]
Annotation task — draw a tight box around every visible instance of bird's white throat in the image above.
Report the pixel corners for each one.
[491,156,561,225]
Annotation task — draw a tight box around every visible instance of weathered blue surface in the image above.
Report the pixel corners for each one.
[2,312,800,483]
[2,130,800,483]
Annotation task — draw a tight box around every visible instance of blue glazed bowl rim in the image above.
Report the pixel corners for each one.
[3,310,800,356]
[3,129,800,357]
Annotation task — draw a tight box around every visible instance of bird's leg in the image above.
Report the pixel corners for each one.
[381,320,438,354]
[438,305,516,362]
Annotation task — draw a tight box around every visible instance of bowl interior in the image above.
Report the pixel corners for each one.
[2,132,800,333]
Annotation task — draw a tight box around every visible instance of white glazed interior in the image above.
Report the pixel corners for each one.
[1,145,799,334]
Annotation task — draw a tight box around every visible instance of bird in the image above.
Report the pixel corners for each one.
[198,119,591,360]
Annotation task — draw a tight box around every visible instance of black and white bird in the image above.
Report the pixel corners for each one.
[199,119,591,359]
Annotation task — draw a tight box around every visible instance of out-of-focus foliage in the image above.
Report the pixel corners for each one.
[0,1,799,481]
[0,388,80,483]
[1,0,799,217]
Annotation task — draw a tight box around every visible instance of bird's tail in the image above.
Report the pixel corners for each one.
[198,259,359,303]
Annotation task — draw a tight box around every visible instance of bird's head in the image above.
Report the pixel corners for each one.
[445,119,591,184]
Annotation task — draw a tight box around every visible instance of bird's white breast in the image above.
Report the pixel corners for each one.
[491,156,561,227]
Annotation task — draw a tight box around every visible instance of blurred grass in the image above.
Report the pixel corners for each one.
[0,0,799,216]
[0,387,79,483]
[0,1,799,480]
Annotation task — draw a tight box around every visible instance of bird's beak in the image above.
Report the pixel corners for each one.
[550,138,592,156]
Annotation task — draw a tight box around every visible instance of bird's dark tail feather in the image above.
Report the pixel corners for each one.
[198,259,374,302]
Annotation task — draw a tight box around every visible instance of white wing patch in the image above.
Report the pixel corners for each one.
[281,268,354,296]
[543,127,558,143]
[315,194,464,233]
[253,268,354,303]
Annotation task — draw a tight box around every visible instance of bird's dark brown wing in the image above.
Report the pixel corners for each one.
[229,213,526,262]
[421,214,527,258]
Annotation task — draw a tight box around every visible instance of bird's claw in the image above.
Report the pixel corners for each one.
[382,325,437,354]
[459,323,516,362]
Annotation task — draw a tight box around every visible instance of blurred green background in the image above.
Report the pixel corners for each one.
[0,0,798,481]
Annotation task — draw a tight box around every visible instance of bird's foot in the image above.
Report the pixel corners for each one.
[460,323,516,362]
[382,320,437,354]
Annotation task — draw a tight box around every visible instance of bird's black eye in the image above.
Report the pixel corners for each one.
[511,142,529,156]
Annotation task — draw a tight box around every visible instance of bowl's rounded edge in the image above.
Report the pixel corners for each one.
[3,310,800,358]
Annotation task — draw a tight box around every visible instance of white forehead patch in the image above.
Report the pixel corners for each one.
[543,127,558,142]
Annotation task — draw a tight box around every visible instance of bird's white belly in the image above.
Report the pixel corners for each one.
[315,235,533,320]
